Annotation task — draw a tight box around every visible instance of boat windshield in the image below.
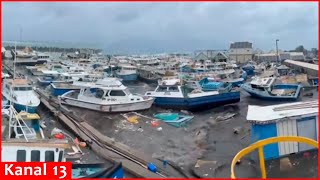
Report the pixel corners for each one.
[14,86,32,91]
[168,86,179,92]
[156,86,168,92]
[95,89,105,99]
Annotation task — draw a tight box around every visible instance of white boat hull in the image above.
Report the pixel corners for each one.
[59,95,154,112]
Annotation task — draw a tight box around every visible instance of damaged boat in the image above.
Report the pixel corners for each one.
[241,77,301,101]
[145,78,240,111]
[59,78,154,112]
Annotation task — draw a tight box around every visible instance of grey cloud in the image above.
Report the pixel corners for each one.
[2,2,318,54]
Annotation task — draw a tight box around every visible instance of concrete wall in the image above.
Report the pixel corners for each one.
[229,48,253,63]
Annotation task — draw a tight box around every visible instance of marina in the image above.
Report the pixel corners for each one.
[2,46,318,178]
[2,2,318,179]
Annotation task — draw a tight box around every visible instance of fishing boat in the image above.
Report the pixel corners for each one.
[114,65,138,81]
[241,77,302,101]
[37,73,73,86]
[137,68,161,84]
[1,105,124,179]
[50,82,82,96]
[242,64,255,76]
[145,78,240,111]
[2,78,40,113]
[198,77,232,92]
[59,78,154,112]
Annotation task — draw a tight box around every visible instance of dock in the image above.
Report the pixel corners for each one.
[284,59,318,77]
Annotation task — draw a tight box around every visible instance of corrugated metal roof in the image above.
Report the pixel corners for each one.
[247,101,318,124]
[230,42,252,49]
[284,59,318,71]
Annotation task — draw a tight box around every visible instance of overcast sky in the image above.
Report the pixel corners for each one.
[3,2,318,54]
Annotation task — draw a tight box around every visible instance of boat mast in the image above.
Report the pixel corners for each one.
[9,42,17,107]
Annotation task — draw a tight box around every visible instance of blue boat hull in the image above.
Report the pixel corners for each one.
[115,73,138,81]
[14,103,38,113]
[153,91,240,111]
[241,84,301,101]
[50,83,80,96]
[51,87,80,96]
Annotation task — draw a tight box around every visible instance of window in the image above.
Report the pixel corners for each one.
[168,86,179,92]
[58,151,64,162]
[31,150,40,162]
[17,150,26,162]
[95,89,105,98]
[156,86,167,92]
[45,151,55,162]
[109,90,126,96]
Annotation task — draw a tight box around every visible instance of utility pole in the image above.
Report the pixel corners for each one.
[19,26,22,42]
[276,39,279,63]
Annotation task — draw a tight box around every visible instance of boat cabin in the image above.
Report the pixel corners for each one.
[250,77,276,90]
[118,65,137,72]
[4,79,33,92]
[2,140,69,162]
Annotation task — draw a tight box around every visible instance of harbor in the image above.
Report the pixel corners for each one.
[2,2,318,179]
[2,47,318,178]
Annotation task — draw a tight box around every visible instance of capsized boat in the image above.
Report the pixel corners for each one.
[2,78,40,113]
[145,78,240,111]
[241,77,302,101]
[59,78,154,112]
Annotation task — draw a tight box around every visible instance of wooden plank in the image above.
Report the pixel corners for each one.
[37,89,186,178]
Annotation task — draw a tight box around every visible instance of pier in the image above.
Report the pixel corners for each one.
[284,59,318,77]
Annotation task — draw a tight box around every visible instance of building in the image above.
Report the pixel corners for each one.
[254,53,290,63]
[194,50,229,63]
[229,42,253,64]
[289,52,305,61]
[247,101,318,160]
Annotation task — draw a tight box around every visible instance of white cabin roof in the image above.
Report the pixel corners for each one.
[250,77,275,87]
[42,70,59,75]
[160,79,181,86]
[247,101,318,123]
[74,78,126,90]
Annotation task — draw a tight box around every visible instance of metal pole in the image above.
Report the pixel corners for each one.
[276,39,279,63]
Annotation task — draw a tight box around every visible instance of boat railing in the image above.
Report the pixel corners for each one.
[230,136,318,179]
[3,105,34,142]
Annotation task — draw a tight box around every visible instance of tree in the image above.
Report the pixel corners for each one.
[294,45,307,55]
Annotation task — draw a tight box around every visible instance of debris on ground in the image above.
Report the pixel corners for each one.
[280,157,293,172]
[233,126,244,134]
[215,113,237,122]
[192,160,223,178]
[127,115,139,124]
[157,127,163,131]
[181,110,192,115]
[151,120,159,127]
[303,92,313,97]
